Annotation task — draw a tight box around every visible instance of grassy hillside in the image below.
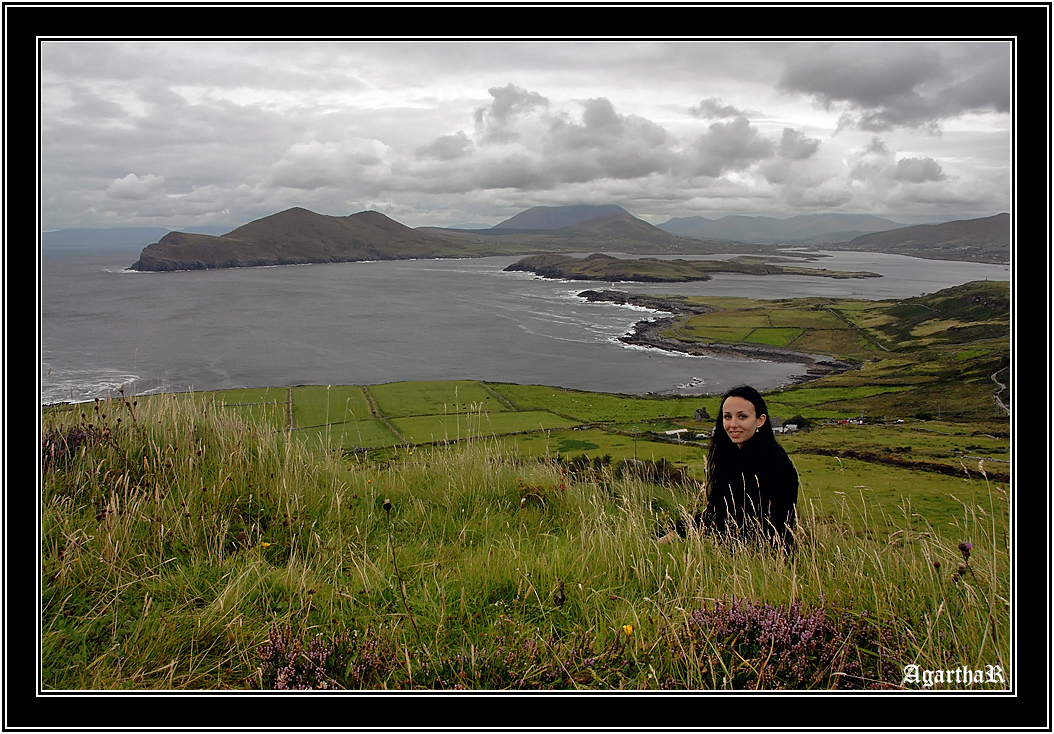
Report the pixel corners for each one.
[827,213,1010,263]
[39,393,1010,694]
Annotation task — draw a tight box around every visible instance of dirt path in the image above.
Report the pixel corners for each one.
[991,367,1010,416]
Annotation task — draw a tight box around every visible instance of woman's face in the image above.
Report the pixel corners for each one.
[722,396,767,447]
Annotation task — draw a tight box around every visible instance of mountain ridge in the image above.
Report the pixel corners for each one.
[109,205,1010,271]
[130,208,462,271]
[824,213,1009,262]
[657,213,907,244]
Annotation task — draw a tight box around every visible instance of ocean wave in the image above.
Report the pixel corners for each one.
[611,339,711,359]
[40,367,146,406]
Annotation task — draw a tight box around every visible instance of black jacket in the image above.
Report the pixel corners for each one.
[701,436,799,549]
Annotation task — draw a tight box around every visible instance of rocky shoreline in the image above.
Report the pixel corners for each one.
[579,289,854,382]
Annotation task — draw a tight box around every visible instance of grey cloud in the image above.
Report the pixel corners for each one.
[266,138,388,191]
[866,138,889,156]
[548,98,665,148]
[691,117,775,177]
[778,128,820,160]
[105,173,165,200]
[893,157,946,183]
[540,98,674,182]
[474,83,549,143]
[417,131,474,161]
[778,42,1010,131]
[689,97,749,119]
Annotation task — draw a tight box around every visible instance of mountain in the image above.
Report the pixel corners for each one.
[492,204,630,231]
[554,212,681,242]
[657,213,904,244]
[494,211,722,253]
[130,208,461,271]
[825,213,1010,263]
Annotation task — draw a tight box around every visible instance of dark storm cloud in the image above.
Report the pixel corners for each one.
[777,42,1010,131]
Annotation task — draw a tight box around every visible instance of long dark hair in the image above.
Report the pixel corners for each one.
[705,385,777,492]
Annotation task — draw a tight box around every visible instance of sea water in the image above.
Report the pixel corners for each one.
[39,246,1010,405]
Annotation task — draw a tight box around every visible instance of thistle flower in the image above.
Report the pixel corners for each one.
[383,498,392,514]
[958,541,972,561]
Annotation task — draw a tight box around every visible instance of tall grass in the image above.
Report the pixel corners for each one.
[40,393,1010,690]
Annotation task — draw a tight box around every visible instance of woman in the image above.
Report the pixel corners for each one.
[662,386,799,550]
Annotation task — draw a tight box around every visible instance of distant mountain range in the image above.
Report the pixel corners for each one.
[821,213,1010,262]
[657,213,906,244]
[44,204,1009,272]
[42,225,230,250]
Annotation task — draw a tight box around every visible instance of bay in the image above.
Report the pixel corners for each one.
[39,247,1010,406]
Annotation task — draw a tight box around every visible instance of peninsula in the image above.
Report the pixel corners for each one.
[578,289,853,380]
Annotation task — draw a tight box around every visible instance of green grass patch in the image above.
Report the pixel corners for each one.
[211,388,289,432]
[368,380,502,418]
[745,327,803,347]
[293,419,401,450]
[794,453,1007,535]
[391,410,581,443]
[490,383,712,423]
[497,427,708,471]
[291,385,372,427]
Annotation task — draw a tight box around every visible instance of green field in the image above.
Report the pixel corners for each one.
[391,410,581,444]
[368,380,506,418]
[291,385,373,427]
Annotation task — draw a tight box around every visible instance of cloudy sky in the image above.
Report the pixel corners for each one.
[39,39,1012,232]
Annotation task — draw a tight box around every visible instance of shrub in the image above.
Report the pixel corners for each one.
[676,595,906,689]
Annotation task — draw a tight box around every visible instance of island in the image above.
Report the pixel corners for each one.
[503,252,881,282]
